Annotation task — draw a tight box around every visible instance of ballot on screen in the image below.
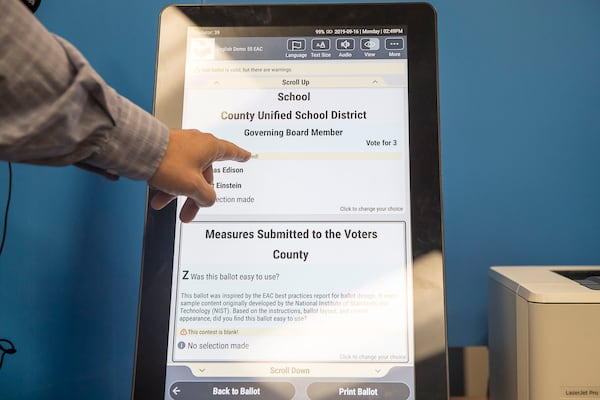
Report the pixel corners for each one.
[133,4,447,400]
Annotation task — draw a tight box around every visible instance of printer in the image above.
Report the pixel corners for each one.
[488,266,600,400]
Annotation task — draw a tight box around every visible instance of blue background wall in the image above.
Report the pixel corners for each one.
[1,0,599,398]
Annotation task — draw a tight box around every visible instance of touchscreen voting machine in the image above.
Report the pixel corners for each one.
[133,4,447,400]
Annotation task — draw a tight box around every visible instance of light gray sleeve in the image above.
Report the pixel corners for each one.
[0,0,169,181]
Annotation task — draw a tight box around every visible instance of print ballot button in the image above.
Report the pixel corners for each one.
[307,382,410,399]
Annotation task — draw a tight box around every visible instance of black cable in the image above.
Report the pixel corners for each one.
[0,162,12,257]
[1,163,15,370]
[0,339,17,369]
[4,0,38,372]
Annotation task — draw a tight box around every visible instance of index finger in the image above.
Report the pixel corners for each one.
[214,138,252,163]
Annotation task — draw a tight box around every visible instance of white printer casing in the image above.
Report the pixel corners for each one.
[488,266,600,400]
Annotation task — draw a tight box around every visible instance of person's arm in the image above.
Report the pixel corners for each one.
[0,0,168,180]
[0,0,251,220]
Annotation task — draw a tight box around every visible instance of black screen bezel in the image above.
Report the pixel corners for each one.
[133,3,446,399]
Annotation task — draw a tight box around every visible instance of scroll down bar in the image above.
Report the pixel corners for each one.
[251,152,402,161]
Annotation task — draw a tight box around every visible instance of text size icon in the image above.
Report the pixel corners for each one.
[312,38,330,51]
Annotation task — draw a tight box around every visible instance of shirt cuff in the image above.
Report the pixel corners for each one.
[83,94,170,181]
